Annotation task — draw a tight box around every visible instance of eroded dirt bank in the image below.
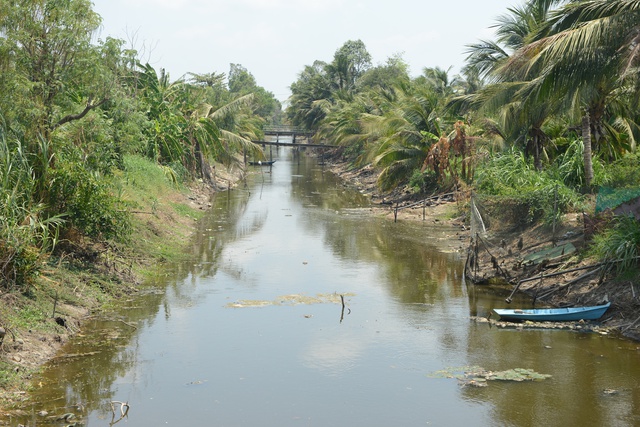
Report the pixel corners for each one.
[323,152,640,342]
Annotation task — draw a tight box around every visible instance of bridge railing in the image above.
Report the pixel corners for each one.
[263,125,313,134]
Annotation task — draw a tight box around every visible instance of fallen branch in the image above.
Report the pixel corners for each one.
[536,267,603,301]
[622,315,640,333]
[110,400,130,426]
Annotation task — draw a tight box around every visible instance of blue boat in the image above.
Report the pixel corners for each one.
[493,302,611,322]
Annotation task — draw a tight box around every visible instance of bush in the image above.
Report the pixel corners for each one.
[602,151,640,188]
[47,164,131,241]
[551,138,607,188]
[589,215,640,274]
[0,240,41,292]
[475,149,583,226]
[408,169,438,193]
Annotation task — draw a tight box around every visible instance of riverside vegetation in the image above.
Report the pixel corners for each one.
[1,0,640,409]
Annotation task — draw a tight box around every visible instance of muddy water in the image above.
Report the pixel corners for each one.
[6,149,640,426]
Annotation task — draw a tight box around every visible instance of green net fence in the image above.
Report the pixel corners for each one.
[595,187,640,213]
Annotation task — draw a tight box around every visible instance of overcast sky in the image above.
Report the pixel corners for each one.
[92,0,517,103]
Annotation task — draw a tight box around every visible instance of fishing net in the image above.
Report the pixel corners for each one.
[468,193,541,234]
[469,196,488,238]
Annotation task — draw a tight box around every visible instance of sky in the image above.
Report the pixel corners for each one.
[92,0,517,103]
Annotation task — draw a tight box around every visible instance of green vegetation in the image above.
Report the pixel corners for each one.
[429,366,552,387]
[0,0,639,399]
[590,216,640,274]
[286,0,640,272]
[0,0,280,294]
[0,0,282,396]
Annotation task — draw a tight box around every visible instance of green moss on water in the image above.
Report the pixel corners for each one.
[429,366,552,385]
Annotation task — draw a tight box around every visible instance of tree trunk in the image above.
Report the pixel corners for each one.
[194,139,213,185]
[581,112,594,189]
[533,134,542,171]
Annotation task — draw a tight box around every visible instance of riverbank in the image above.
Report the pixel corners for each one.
[0,156,244,411]
[321,151,640,341]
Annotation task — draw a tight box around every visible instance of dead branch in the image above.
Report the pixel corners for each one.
[53,98,108,130]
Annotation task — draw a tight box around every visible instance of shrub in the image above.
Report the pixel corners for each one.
[551,138,607,188]
[47,163,131,241]
[589,215,640,274]
[602,151,640,188]
[408,169,438,193]
[475,149,583,226]
[0,240,41,292]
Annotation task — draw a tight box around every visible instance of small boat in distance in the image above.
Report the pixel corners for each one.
[249,160,276,166]
[493,302,611,322]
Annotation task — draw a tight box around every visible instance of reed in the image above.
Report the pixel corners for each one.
[0,127,64,291]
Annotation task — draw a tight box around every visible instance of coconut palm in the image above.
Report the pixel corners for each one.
[506,0,640,186]
[287,61,333,130]
[135,63,263,182]
[465,0,564,81]
[461,0,563,170]
[365,83,445,190]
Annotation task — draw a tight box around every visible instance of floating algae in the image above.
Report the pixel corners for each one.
[226,293,355,308]
[429,366,551,387]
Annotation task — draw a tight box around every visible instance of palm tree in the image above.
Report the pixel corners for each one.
[508,0,640,186]
[287,61,333,130]
[187,95,261,184]
[421,66,457,98]
[462,0,563,170]
[465,0,563,81]
[135,63,263,183]
[365,83,445,190]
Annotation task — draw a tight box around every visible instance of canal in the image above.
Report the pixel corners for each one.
[6,148,640,426]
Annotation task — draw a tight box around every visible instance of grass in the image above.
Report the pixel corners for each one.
[474,149,585,227]
[589,215,640,274]
[114,154,204,274]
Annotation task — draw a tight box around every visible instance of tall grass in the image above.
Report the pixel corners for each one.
[551,138,607,188]
[589,215,640,274]
[0,129,62,291]
[474,149,583,225]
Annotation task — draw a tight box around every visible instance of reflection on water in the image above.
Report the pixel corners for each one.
[6,148,640,427]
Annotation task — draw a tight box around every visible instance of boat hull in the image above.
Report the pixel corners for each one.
[493,302,611,322]
[249,160,276,166]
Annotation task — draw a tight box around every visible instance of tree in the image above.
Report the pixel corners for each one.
[421,66,457,98]
[326,40,372,95]
[505,0,640,183]
[365,82,446,190]
[334,39,372,80]
[228,63,281,124]
[135,63,264,182]
[461,0,563,170]
[287,41,372,131]
[358,54,410,92]
[0,0,105,141]
[287,61,333,130]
